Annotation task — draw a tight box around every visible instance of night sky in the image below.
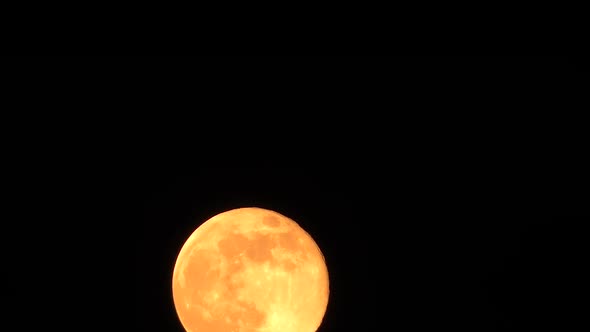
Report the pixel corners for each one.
[134,167,581,332]
[130,56,582,332]
[4,56,581,331]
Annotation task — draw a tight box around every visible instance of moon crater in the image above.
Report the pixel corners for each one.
[172,207,329,332]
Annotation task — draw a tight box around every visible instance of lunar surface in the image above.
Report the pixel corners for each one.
[172,207,330,332]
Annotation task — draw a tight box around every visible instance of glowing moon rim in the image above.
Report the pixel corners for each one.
[172,207,330,332]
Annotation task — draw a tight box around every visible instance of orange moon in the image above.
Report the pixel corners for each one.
[172,207,330,332]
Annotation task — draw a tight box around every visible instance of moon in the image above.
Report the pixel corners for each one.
[172,207,330,332]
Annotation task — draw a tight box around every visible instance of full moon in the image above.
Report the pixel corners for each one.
[172,207,330,332]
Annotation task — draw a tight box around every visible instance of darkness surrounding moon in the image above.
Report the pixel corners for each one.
[134,163,579,332]
[129,56,581,332]
[4,56,581,332]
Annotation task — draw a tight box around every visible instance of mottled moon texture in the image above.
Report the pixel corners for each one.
[172,207,330,332]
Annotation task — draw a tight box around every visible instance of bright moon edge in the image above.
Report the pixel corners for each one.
[172,207,330,332]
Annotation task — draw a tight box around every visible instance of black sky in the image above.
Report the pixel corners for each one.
[129,56,583,332]
[4,56,583,331]
[134,167,582,332]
